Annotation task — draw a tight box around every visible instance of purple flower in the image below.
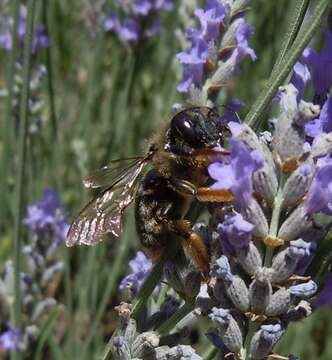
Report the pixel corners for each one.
[223,99,243,123]
[104,0,172,43]
[208,139,263,207]
[0,31,12,50]
[314,275,332,308]
[305,96,332,138]
[305,156,332,216]
[218,212,254,254]
[290,62,311,102]
[0,326,21,352]
[194,0,226,42]
[177,35,209,92]
[0,10,49,53]
[227,19,256,68]
[23,189,69,242]
[118,17,140,42]
[119,251,152,295]
[132,0,153,16]
[302,30,332,97]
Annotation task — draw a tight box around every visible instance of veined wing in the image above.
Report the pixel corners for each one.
[66,158,147,247]
[83,157,144,189]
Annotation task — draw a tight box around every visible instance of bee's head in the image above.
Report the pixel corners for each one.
[169,107,227,150]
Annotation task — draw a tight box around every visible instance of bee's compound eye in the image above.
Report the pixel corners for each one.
[171,113,196,145]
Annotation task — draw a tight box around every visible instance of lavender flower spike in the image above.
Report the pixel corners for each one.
[208,139,263,207]
[302,30,332,98]
[119,251,152,295]
[305,156,332,216]
[0,326,21,352]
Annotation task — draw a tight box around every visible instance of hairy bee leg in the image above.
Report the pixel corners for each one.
[197,187,234,202]
[172,219,209,273]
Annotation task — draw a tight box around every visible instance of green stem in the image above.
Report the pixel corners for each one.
[82,231,131,354]
[157,302,195,336]
[264,181,284,267]
[13,0,36,330]
[243,322,259,360]
[42,0,57,139]
[271,0,309,75]
[131,253,167,320]
[0,0,20,229]
[203,346,218,360]
[245,0,330,129]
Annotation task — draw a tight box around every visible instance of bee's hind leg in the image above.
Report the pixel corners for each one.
[171,219,209,273]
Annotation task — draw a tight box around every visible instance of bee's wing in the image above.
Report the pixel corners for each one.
[83,157,144,189]
[66,159,147,247]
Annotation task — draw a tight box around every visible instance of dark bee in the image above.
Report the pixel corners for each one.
[66,107,230,272]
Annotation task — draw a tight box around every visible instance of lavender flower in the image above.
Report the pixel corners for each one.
[104,0,173,43]
[23,190,69,243]
[0,6,50,53]
[305,156,332,216]
[302,30,332,99]
[119,251,152,295]
[177,0,255,98]
[0,326,21,352]
[208,138,263,207]
[218,212,254,254]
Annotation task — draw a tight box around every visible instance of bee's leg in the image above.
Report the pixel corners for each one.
[196,187,234,202]
[171,219,209,273]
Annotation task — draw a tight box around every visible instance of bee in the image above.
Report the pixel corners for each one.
[66,107,232,272]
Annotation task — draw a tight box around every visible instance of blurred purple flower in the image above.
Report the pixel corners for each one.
[0,326,21,352]
[305,96,332,138]
[302,30,332,97]
[104,0,172,43]
[305,157,332,216]
[223,99,243,123]
[23,190,69,242]
[227,20,256,68]
[314,275,332,308]
[194,0,226,42]
[208,139,263,207]
[0,10,50,53]
[119,251,152,294]
[218,212,254,254]
[290,62,311,102]
[177,34,209,92]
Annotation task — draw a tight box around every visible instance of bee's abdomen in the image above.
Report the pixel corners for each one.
[135,169,183,252]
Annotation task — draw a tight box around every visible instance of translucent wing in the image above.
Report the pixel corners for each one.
[66,159,147,247]
[83,157,143,189]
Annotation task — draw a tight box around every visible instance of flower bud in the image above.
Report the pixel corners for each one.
[310,132,332,158]
[167,345,203,360]
[249,324,284,360]
[283,162,315,208]
[278,204,313,241]
[225,275,250,312]
[212,255,233,283]
[241,199,269,239]
[265,288,291,316]
[164,253,200,300]
[31,298,57,321]
[289,280,318,298]
[271,239,310,283]
[112,336,131,360]
[195,283,211,315]
[131,332,160,358]
[249,268,273,314]
[281,300,312,323]
[208,307,243,353]
[295,101,320,126]
[237,241,263,276]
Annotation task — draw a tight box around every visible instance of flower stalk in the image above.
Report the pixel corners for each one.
[13,0,37,335]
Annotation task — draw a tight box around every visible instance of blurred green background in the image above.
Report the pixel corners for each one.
[0,0,331,359]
